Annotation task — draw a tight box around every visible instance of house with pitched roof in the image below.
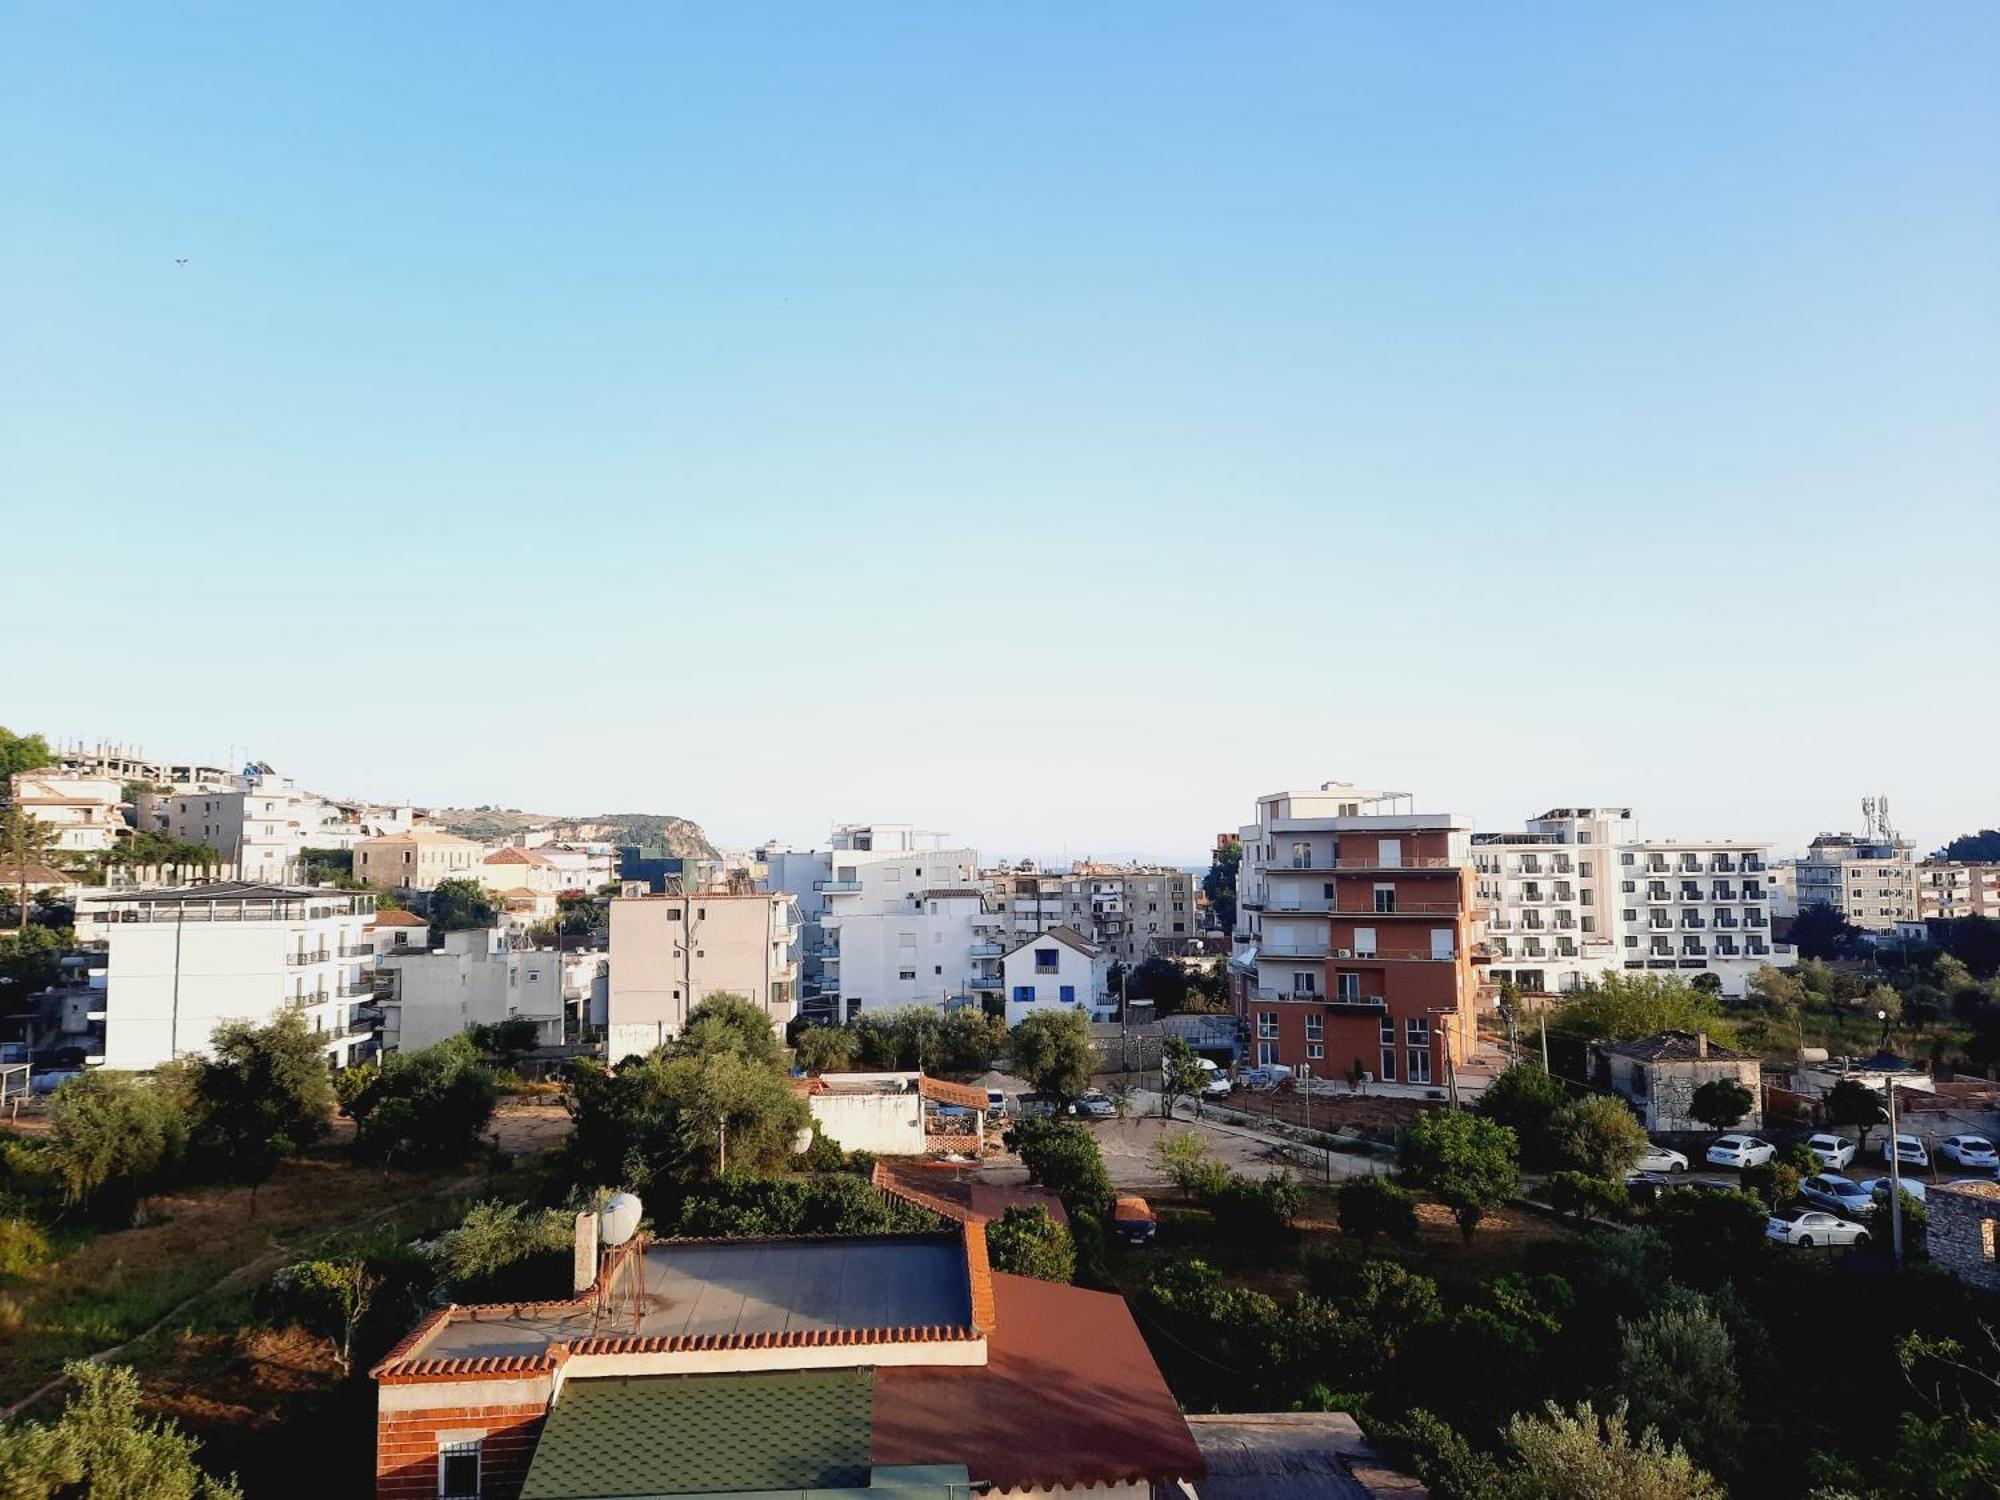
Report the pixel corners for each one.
[371,1200,1205,1499]
[1000,926,1107,1026]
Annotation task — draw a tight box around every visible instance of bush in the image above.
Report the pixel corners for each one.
[426,1200,574,1301]
[1152,1130,1228,1197]
[345,1036,498,1167]
[1477,1064,1572,1168]
[1553,1096,1649,1181]
[792,1125,846,1173]
[1547,1170,1630,1223]
[1201,1170,1303,1235]
[986,1205,1076,1282]
[41,1071,188,1221]
[1398,1109,1520,1241]
[1336,1176,1419,1244]
[671,1173,947,1238]
[0,1211,53,1276]
[1004,1118,1113,1216]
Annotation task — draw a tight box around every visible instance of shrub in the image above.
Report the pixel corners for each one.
[1397,1109,1520,1241]
[1553,1096,1650,1180]
[1152,1130,1228,1197]
[1005,1118,1113,1216]
[1547,1170,1630,1223]
[346,1036,499,1168]
[1336,1176,1419,1244]
[986,1205,1076,1282]
[0,1212,53,1276]
[1201,1170,1303,1235]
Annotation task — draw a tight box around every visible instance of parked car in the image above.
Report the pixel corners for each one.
[1113,1194,1158,1246]
[1014,1092,1063,1120]
[1766,1208,1872,1248]
[1799,1173,1876,1217]
[1634,1145,1689,1174]
[1882,1133,1930,1169]
[1622,1170,1668,1204]
[1239,1065,1290,1091]
[1201,1063,1234,1099]
[1804,1133,1856,1169]
[985,1088,1008,1119]
[1860,1176,1927,1205]
[1940,1134,1998,1170]
[1069,1091,1117,1120]
[1707,1134,1776,1169]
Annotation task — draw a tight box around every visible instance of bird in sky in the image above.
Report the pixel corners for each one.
[175,257,188,265]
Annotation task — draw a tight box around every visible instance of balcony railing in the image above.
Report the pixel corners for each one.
[968,943,1005,958]
[1262,942,1329,959]
[337,944,373,957]
[815,880,863,893]
[967,976,1002,991]
[287,950,329,966]
[1334,856,1457,871]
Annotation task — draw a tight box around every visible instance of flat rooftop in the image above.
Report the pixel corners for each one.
[416,1236,973,1364]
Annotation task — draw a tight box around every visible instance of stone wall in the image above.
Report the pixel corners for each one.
[1926,1183,2000,1292]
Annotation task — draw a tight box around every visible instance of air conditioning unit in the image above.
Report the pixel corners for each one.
[1366,995,1385,1006]
[1335,948,1352,958]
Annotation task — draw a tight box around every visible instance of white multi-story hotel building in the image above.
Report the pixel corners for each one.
[76,882,380,1070]
[1474,807,1793,998]
[138,770,380,884]
[763,825,989,1020]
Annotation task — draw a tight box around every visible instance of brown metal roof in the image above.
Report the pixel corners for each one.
[918,1074,990,1111]
[872,1161,1069,1229]
[873,1272,1205,1491]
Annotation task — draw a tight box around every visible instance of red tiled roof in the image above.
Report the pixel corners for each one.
[371,908,429,927]
[873,1272,1206,1492]
[0,862,73,886]
[870,1161,1069,1229]
[918,1075,989,1111]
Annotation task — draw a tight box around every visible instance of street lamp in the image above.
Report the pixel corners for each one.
[1881,1008,1904,1269]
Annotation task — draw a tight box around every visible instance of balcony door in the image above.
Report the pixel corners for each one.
[1378,839,1402,869]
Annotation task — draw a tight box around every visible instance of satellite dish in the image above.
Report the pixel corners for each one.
[599,1192,642,1247]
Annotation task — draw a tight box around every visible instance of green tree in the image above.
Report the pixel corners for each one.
[427,878,499,931]
[0,726,56,779]
[793,1025,857,1075]
[1397,1109,1519,1241]
[1158,1035,1206,1118]
[674,1174,944,1238]
[1749,963,1809,1052]
[1554,1095,1650,1180]
[0,923,73,996]
[1124,957,1192,1015]
[1688,1078,1754,1133]
[269,1258,378,1374]
[1476,1063,1572,1168]
[670,993,787,1071]
[344,1036,498,1168]
[986,1205,1077,1282]
[1826,1077,1889,1156]
[1153,1129,1226,1196]
[1503,1400,1725,1500]
[2,807,62,930]
[1335,1176,1419,1244]
[190,1011,335,1178]
[0,1360,242,1499]
[1551,973,1729,1045]
[1203,837,1241,935]
[1791,902,1863,960]
[669,1045,811,1177]
[1618,1299,1746,1475]
[466,1017,541,1067]
[1004,1117,1113,1216]
[41,1072,188,1220]
[1006,1008,1095,1103]
[1547,1169,1629,1223]
[1649,1187,1768,1289]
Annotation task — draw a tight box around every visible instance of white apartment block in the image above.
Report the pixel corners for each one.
[1474,807,1793,998]
[77,882,380,1070]
[762,825,987,1020]
[375,928,564,1055]
[606,890,801,1057]
[353,828,484,891]
[7,769,125,855]
[1918,861,2000,921]
[139,771,372,884]
[1784,831,1919,930]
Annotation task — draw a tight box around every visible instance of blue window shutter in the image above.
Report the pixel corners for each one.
[1060,985,1076,1002]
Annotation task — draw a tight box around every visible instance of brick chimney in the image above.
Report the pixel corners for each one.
[1697,1032,1709,1060]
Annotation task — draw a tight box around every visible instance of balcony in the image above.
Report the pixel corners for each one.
[1334,856,1457,871]
[815,880,863,894]
[1262,941,1329,960]
[287,949,330,966]
[336,981,374,998]
[1347,898,1463,916]
[967,976,1002,992]
[968,943,1005,958]
[1711,887,1737,903]
[337,944,373,958]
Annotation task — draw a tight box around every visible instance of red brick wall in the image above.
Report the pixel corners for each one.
[377,1401,548,1500]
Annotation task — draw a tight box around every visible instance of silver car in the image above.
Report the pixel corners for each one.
[1766,1208,1872,1248]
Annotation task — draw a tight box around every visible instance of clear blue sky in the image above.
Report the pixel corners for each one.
[6,3,1996,862]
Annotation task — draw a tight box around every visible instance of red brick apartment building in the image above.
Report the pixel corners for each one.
[1229,783,1483,1089]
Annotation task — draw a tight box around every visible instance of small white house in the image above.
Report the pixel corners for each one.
[1001,926,1106,1027]
[803,1072,989,1156]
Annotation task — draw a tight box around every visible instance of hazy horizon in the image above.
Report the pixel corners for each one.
[9,5,1995,868]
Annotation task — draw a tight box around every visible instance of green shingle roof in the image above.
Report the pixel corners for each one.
[520,1370,875,1498]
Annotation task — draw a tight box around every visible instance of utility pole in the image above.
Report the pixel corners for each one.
[1539,1004,1550,1073]
[1883,1012,1904,1269]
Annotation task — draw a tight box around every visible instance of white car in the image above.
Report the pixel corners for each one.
[1804,1133,1856,1170]
[1634,1145,1689,1174]
[1707,1134,1776,1169]
[1882,1133,1930,1169]
[1069,1092,1117,1120]
[1766,1208,1872,1248]
[1941,1135,1999,1170]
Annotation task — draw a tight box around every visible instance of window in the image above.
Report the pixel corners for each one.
[1034,948,1059,973]
[898,968,916,981]
[1336,972,1361,1002]
[1306,1043,1325,1060]
[1405,1017,1430,1047]
[1322,883,1335,900]
[1013,985,1036,1001]
[1060,984,1076,1002]
[1291,840,1313,868]
[1353,926,1377,958]
[1258,1012,1279,1040]
[1258,1041,1277,1066]
[439,1440,481,1499]
[1579,861,1594,878]
[1292,971,1318,995]
[1407,1048,1432,1084]
[1379,1048,1396,1082]
[1374,884,1396,913]
[1303,1014,1324,1040]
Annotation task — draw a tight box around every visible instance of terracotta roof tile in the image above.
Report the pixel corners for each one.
[918,1074,990,1111]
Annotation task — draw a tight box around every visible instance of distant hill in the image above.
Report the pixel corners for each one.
[429,808,719,859]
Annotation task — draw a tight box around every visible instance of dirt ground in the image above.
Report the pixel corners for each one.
[1080,1114,1363,1191]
